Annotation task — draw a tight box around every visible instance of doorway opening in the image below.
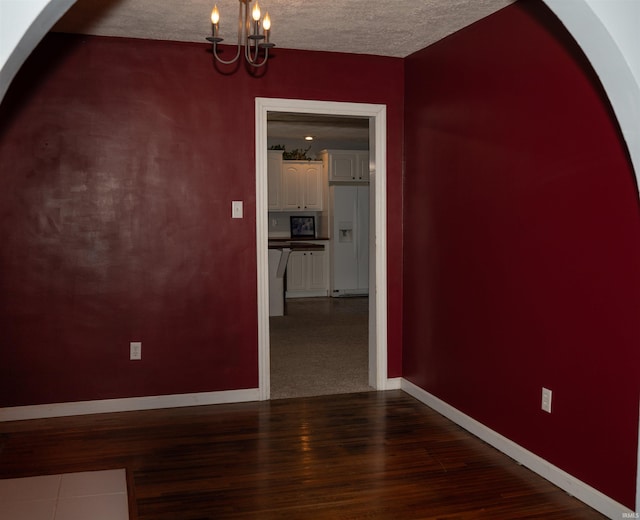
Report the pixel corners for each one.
[255,98,388,400]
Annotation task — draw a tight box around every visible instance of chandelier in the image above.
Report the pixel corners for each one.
[206,0,275,68]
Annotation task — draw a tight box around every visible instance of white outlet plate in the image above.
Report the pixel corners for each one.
[232,200,243,219]
[130,341,142,360]
[541,387,552,413]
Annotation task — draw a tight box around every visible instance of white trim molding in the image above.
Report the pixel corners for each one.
[255,97,388,400]
[385,377,402,390]
[637,399,640,514]
[401,378,636,519]
[0,388,260,422]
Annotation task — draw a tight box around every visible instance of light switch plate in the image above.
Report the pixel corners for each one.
[232,201,243,219]
[541,387,552,413]
[130,341,142,360]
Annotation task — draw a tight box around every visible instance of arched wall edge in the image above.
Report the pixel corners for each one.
[542,0,640,191]
[0,0,76,102]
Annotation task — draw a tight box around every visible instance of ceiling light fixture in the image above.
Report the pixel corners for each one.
[304,136,314,141]
[206,0,275,69]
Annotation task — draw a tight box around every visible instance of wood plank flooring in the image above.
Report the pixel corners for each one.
[0,391,605,519]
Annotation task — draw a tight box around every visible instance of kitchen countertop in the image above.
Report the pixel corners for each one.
[268,237,329,242]
[268,241,325,251]
[268,237,328,251]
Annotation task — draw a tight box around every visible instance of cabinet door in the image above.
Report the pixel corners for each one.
[286,251,306,292]
[356,151,370,182]
[267,150,283,210]
[307,251,327,290]
[326,151,370,182]
[281,164,302,210]
[302,163,323,210]
[330,153,357,182]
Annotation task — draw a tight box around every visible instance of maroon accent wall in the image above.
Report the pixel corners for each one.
[403,1,640,508]
[0,35,404,406]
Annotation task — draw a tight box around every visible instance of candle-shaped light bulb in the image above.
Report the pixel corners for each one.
[263,12,271,31]
[211,5,220,25]
[252,2,261,22]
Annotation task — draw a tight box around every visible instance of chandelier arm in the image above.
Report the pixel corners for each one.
[243,0,269,67]
[244,0,251,45]
[212,42,242,65]
[211,0,244,65]
[245,34,269,67]
[245,37,259,63]
[247,46,270,68]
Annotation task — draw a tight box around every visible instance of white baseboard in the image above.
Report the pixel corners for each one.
[0,388,260,422]
[401,378,635,520]
[0,380,400,422]
[385,377,402,390]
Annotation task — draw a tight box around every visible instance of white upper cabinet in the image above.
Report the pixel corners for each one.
[280,161,324,211]
[355,151,370,182]
[319,150,370,183]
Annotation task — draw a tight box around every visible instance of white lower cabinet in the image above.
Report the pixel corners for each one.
[286,250,328,298]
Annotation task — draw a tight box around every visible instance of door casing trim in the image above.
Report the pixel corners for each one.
[255,97,388,399]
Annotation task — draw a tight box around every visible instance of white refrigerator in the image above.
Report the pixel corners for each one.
[329,185,369,296]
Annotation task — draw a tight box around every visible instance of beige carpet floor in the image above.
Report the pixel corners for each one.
[269,297,372,399]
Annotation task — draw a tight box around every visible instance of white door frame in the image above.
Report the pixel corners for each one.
[255,97,388,400]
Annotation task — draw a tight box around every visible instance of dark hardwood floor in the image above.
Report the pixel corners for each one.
[0,390,604,519]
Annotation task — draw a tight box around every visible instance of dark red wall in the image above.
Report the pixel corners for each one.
[0,35,404,406]
[403,1,640,508]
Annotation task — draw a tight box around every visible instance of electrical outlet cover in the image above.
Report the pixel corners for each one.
[232,201,243,218]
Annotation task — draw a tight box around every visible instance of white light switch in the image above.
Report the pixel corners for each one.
[130,341,142,360]
[232,201,243,219]
[541,387,552,413]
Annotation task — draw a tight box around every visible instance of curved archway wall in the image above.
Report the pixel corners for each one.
[402,0,639,512]
[0,0,638,513]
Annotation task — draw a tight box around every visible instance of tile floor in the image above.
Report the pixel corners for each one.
[270,296,370,399]
[0,469,129,520]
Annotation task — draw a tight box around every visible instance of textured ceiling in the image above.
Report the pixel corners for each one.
[53,0,516,58]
